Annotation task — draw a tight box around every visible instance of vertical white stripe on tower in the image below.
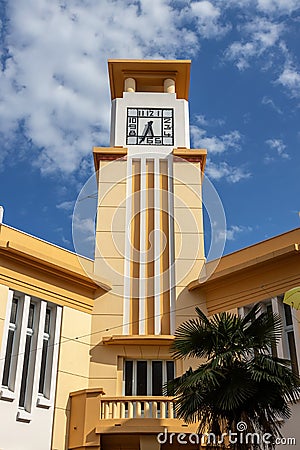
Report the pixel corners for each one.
[139,157,147,334]
[154,157,161,335]
[168,155,176,335]
[123,156,133,335]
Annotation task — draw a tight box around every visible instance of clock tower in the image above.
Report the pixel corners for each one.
[93,60,206,342]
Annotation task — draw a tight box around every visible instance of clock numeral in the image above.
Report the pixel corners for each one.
[162,117,173,141]
[138,109,161,117]
[128,116,137,138]
[145,137,162,145]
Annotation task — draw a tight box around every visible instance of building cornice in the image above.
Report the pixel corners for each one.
[173,148,207,175]
[189,243,300,291]
[0,224,111,313]
[0,239,107,291]
[93,146,127,172]
[101,334,174,346]
[188,234,300,315]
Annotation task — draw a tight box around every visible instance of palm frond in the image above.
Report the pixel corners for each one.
[170,303,300,449]
[244,308,283,350]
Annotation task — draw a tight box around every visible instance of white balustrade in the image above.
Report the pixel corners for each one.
[99,397,176,420]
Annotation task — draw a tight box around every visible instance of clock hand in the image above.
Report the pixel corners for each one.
[139,120,154,143]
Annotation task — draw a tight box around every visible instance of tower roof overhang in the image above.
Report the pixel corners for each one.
[108,59,191,100]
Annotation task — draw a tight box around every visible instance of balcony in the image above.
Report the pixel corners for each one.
[68,389,198,450]
[100,396,176,420]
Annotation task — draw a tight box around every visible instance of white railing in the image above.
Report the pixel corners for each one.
[100,396,176,419]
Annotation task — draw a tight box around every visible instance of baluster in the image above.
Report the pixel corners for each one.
[168,401,174,419]
[112,401,118,418]
[104,402,110,419]
[128,401,134,418]
[136,401,142,418]
[120,401,126,418]
[152,401,158,418]
[161,401,166,419]
[144,401,150,418]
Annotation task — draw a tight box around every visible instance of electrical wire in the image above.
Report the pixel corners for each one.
[0,275,298,362]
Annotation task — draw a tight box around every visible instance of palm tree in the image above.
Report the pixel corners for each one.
[167,304,300,449]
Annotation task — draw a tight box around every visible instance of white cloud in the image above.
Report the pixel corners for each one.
[265,138,290,159]
[0,0,298,178]
[56,200,75,211]
[263,155,275,164]
[72,214,96,257]
[190,125,249,183]
[206,160,251,183]
[195,114,209,126]
[73,216,95,237]
[61,236,71,246]
[0,0,200,174]
[244,19,282,47]
[190,1,230,38]
[224,18,283,70]
[273,42,300,98]
[277,64,300,98]
[257,0,300,13]
[224,42,255,71]
[216,224,253,242]
[227,225,252,240]
[190,124,251,183]
[221,6,299,100]
[195,114,225,127]
[261,96,283,114]
[216,0,299,14]
[190,126,242,154]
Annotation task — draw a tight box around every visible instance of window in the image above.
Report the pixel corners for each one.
[166,360,175,395]
[2,298,20,389]
[124,360,133,396]
[38,308,51,396]
[283,302,299,375]
[239,296,299,375]
[152,361,163,396]
[0,291,62,413]
[19,303,37,409]
[124,359,175,396]
[136,361,147,395]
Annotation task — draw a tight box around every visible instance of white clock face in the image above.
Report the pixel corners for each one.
[126,108,174,146]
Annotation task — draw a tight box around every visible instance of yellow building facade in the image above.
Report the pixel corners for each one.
[0,59,299,450]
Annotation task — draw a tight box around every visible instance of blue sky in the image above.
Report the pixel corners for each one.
[0,0,299,259]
